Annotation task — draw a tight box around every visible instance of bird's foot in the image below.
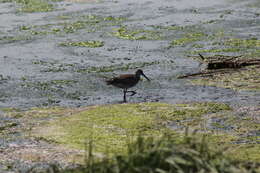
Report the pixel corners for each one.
[128,91,137,96]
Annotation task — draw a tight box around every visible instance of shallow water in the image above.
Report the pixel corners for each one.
[0,0,259,109]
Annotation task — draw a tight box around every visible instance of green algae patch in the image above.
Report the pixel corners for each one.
[224,38,260,48]
[0,35,32,44]
[192,47,242,54]
[59,41,104,48]
[191,65,260,91]
[60,15,125,33]
[1,0,55,13]
[170,32,205,47]
[7,14,126,44]
[112,26,162,40]
[191,37,260,56]
[32,102,231,154]
[16,0,54,13]
[28,15,124,34]
[76,61,160,73]
[152,24,209,48]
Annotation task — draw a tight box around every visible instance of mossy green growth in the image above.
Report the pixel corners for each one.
[205,134,260,162]
[16,0,54,13]
[112,26,162,40]
[191,47,242,54]
[8,15,126,42]
[0,122,18,131]
[62,21,92,34]
[3,106,67,119]
[191,37,260,55]
[77,61,160,73]
[0,35,32,43]
[0,107,21,113]
[170,32,205,47]
[23,106,68,118]
[191,65,260,91]
[225,38,260,48]
[33,102,231,154]
[59,41,104,48]
[60,15,125,33]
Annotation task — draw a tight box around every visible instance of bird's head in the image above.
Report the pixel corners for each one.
[136,69,150,81]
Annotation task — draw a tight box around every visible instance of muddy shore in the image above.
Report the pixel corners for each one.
[0,0,259,172]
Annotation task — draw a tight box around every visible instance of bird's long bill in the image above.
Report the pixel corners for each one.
[142,73,150,81]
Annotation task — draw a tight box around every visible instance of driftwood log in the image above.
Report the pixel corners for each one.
[178,54,260,79]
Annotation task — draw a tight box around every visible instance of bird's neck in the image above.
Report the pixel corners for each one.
[135,74,141,80]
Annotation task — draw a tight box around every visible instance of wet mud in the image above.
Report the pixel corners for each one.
[0,0,259,108]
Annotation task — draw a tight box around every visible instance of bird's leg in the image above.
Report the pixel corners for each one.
[126,90,137,96]
[123,89,127,102]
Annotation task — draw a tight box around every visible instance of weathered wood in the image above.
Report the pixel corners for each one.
[207,59,260,69]
[198,54,260,70]
[178,54,260,79]
[177,69,230,79]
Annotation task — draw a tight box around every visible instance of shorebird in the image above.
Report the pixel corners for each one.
[106,69,150,102]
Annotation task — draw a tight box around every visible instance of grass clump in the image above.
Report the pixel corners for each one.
[61,134,260,173]
[59,41,104,48]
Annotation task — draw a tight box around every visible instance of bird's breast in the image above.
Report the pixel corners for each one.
[112,77,139,89]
